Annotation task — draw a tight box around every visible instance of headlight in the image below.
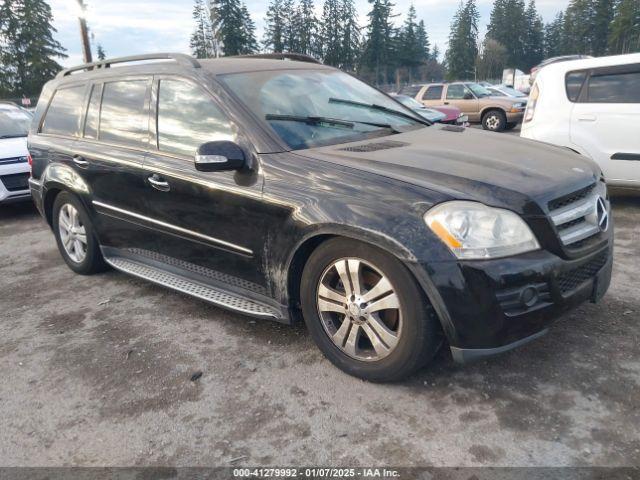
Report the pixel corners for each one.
[424,201,540,259]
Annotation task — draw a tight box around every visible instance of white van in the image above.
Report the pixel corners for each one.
[521,54,640,190]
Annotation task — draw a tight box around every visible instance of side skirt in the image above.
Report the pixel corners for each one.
[101,247,288,322]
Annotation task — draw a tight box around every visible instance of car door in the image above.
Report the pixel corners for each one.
[444,84,479,119]
[140,76,270,294]
[74,77,157,253]
[570,64,640,185]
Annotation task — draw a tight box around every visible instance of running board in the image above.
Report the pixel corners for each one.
[104,256,281,319]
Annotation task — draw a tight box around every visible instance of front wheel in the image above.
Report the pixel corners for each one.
[52,191,107,275]
[482,109,507,132]
[300,238,442,382]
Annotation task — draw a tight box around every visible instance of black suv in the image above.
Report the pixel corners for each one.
[28,53,613,381]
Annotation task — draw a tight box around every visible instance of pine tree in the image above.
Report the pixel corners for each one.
[360,0,397,84]
[320,0,342,66]
[96,44,106,61]
[608,0,640,54]
[562,0,595,55]
[486,0,528,70]
[445,0,479,81]
[0,0,66,97]
[238,3,258,54]
[190,0,215,58]
[523,0,543,70]
[211,0,250,56]
[591,0,615,55]
[296,0,319,57]
[340,0,360,70]
[416,20,430,60]
[263,0,286,52]
[281,0,297,51]
[544,12,565,57]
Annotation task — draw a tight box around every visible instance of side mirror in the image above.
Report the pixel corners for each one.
[195,141,246,172]
[463,93,474,100]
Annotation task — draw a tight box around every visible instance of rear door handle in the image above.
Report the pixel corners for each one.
[578,114,597,122]
[72,155,89,168]
[148,174,170,192]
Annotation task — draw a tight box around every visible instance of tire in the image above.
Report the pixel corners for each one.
[505,122,518,131]
[300,238,442,382]
[52,191,107,275]
[482,109,507,132]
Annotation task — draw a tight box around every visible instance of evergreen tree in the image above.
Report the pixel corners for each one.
[562,0,595,55]
[238,3,258,54]
[544,12,565,57]
[486,0,528,70]
[0,0,66,97]
[608,0,640,54]
[523,0,544,70]
[263,0,286,52]
[591,0,615,55]
[190,0,216,58]
[295,0,319,57]
[320,0,342,66]
[96,44,106,61]
[445,0,479,81]
[211,0,250,56]
[416,20,431,60]
[360,0,397,84]
[397,5,423,81]
[281,0,297,51]
[339,0,360,71]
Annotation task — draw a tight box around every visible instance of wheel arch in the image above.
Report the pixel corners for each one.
[40,163,92,227]
[480,106,506,121]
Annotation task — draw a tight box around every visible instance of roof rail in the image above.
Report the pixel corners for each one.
[232,53,322,64]
[57,53,201,78]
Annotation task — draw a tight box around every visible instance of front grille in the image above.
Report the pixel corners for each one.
[556,252,608,294]
[0,172,30,192]
[549,184,595,211]
[340,140,408,152]
[548,183,605,247]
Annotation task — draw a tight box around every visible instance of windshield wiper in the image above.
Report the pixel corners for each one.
[328,98,432,126]
[0,134,27,139]
[265,114,401,133]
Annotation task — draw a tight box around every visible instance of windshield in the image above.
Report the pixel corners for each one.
[467,83,493,98]
[0,107,31,138]
[500,86,526,97]
[220,69,424,150]
[394,95,425,110]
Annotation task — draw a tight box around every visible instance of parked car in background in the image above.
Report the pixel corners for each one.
[391,94,469,126]
[529,55,593,86]
[414,82,526,132]
[486,84,527,98]
[396,87,469,126]
[522,53,640,190]
[0,102,32,204]
[390,94,447,123]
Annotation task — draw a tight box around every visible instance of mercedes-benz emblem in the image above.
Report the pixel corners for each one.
[595,196,609,232]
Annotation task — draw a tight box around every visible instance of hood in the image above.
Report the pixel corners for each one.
[0,136,29,159]
[415,107,446,122]
[295,126,600,215]
[430,105,460,121]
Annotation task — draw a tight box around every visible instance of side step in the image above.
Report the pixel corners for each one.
[104,256,281,319]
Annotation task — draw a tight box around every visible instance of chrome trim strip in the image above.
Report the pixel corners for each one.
[92,200,253,256]
[559,223,600,245]
[550,196,595,226]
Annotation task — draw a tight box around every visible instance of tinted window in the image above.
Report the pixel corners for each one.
[99,80,149,147]
[423,86,443,100]
[0,106,31,138]
[41,86,85,137]
[565,71,587,102]
[587,70,640,103]
[446,84,468,100]
[157,80,234,157]
[83,84,102,139]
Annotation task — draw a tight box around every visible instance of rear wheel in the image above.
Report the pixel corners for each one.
[300,238,442,382]
[52,191,107,275]
[482,109,507,132]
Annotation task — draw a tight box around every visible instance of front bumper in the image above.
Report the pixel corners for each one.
[409,238,613,361]
[506,111,525,123]
[0,164,31,204]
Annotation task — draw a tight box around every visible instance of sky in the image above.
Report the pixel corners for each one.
[49,0,571,68]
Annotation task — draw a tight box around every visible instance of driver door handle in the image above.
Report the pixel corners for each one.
[72,155,89,168]
[578,114,597,122]
[148,174,170,192]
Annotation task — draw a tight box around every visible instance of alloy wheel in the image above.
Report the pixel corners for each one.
[316,258,402,362]
[486,114,500,130]
[58,203,88,263]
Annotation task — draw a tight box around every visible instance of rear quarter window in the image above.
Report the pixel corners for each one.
[423,86,443,100]
[587,69,640,103]
[41,85,86,137]
[399,85,422,97]
[565,71,587,102]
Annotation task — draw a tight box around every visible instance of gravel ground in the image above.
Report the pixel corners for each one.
[0,195,638,468]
